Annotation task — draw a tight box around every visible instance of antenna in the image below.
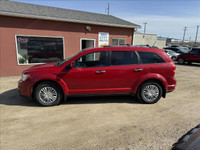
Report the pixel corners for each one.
[105,2,110,15]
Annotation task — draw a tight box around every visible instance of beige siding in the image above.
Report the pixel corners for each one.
[133,33,166,49]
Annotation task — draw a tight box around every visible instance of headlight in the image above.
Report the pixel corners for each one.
[21,73,30,81]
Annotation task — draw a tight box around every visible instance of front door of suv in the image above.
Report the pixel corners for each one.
[62,51,108,95]
[106,51,145,94]
[188,48,200,62]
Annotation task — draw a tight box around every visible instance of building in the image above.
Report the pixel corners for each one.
[133,32,166,49]
[0,0,140,76]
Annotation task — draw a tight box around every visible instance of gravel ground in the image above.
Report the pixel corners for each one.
[0,64,200,150]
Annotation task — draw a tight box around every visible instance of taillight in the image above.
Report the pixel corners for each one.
[171,65,176,71]
[170,62,176,71]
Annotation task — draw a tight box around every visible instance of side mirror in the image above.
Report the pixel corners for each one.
[70,61,75,69]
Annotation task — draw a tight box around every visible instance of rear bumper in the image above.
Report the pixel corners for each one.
[166,76,176,92]
[167,84,176,92]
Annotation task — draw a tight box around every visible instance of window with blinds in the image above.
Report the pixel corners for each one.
[111,38,126,45]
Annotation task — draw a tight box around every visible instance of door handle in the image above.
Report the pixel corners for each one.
[134,68,143,72]
[96,70,106,74]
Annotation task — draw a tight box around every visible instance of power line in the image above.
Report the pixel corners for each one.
[182,27,187,43]
[143,22,147,34]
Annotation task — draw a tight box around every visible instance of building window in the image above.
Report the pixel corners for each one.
[16,35,64,64]
[111,38,126,45]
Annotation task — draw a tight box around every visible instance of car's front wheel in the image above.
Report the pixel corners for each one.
[171,56,176,61]
[137,82,163,104]
[178,57,185,64]
[34,82,62,106]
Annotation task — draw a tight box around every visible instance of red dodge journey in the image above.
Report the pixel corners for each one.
[18,46,176,106]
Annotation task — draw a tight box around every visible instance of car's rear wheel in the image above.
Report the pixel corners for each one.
[137,82,163,104]
[178,57,185,64]
[34,82,62,106]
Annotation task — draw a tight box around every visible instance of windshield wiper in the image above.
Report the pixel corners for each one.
[54,60,64,66]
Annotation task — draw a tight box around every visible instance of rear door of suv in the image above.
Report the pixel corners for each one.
[106,50,146,94]
[137,51,170,83]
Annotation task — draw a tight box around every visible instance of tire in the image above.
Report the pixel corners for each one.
[34,82,62,106]
[137,82,163,104]
[178,57,185,64]
[171,56,176,61]
[188,61,192,65]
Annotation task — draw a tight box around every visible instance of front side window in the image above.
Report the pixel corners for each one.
[138,51,165,64]
[111,38,126,45]
[16,36,64,64]
[111,51,138,66]
[75,51,106,68]
[190,49,200,54]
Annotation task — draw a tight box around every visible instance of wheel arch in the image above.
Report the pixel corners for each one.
[136,79,166,98]
[31,79,68,101]
[132,74,168,98]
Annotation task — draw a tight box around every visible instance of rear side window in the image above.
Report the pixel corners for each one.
[111,51,138,66]
[138,51,165,64]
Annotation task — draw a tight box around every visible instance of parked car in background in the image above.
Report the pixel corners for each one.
[164,46,190,54]
[176,47,200,64]
[172,124,200,150]
[18,46,176,106]
[28,43,63,63]
[164,49,180,61]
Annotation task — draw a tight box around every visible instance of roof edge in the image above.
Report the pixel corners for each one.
[135,33,157,36]
[0,11,142,29]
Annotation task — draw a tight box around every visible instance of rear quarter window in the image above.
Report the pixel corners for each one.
[138,51,165,64]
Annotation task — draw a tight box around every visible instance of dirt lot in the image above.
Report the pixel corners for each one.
[0,64,200,150]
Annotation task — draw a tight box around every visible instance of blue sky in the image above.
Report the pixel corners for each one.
[13,0,200,41]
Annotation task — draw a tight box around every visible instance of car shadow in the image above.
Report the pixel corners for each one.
[0,89,141,107]
[65,95,140,105]
[0,88,38,107]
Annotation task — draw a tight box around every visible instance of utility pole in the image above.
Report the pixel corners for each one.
[182,27,187,44]
[105,2,110,15]
[143,22,147,34]
[194,25,199,45]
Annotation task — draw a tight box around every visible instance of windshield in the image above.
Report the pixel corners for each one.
[178,47,190,53]
[54,51,82,66]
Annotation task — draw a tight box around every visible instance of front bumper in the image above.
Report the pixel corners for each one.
[18,79,33,96]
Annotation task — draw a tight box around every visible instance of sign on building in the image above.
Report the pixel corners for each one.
[98,32,109,47]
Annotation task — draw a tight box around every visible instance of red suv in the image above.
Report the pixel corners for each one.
[176,47,200,64]
[18,47,176,106]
